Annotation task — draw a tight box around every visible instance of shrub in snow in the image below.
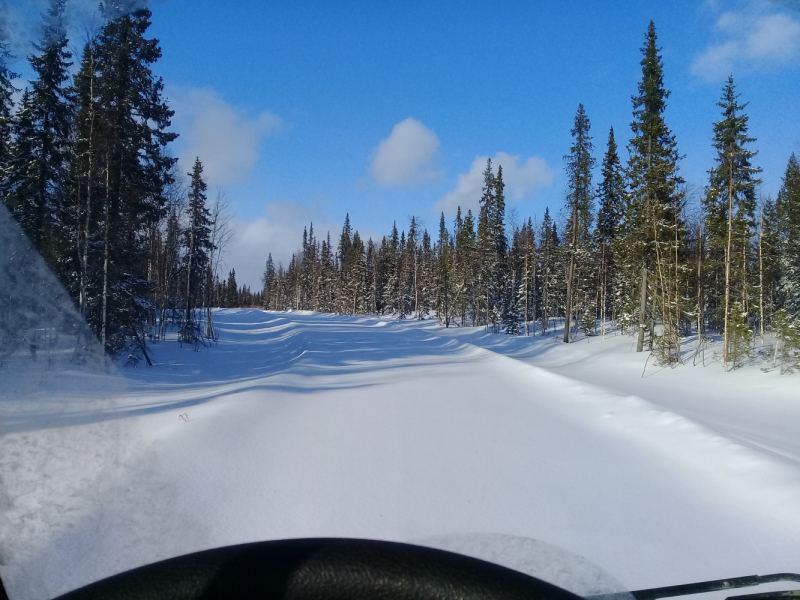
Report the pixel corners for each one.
[772,309,800,375]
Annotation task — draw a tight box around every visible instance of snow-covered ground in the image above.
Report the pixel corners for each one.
[1,309,799,600]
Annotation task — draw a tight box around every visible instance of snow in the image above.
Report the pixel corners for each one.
[1,309,799,600]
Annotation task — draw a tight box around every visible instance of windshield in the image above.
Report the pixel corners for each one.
[1,2,800,600]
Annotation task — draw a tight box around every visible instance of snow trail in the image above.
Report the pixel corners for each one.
[1,309,799,599]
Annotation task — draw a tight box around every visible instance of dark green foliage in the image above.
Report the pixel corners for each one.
[777,154,800,318]
[73,8,177,352]
[563,103,595,342]
[0,18,17,199]
[621,21,685,363]
[5,0,73,262]
[703,76,762,332]
[226,269,238,307]
[597,127,624,328]
[263,254,276,308]
[180,158,213,345]
[623,21,684,274]
[597,127,624,243]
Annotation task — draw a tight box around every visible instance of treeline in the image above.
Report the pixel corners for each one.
[262,22,800,371]
[0,2,228,358]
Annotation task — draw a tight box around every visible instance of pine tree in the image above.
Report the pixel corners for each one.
[777,154,800,319]
[0,18,17,203]
[454,208,477,326]
[758,197,781,332]
[68,8,177,353]
[562,104,595,342]
[419,229,434,318]
[405,216,420,317]
[328,232,339,312]
[366,238,378,314]
[537,209,563,335]
[345,231,367,315]
[703,76,761,368]
[477,159,497,329]
[263,253,275,309]
[4,91,36,216]
[384,222,400,315]
[501,222,522,337]
[624,21,684,363]
[181,158,213,343]
[597,126,624,332]
[436,212,452,326]
[226,269,238,307]
[517,218,536,335]
[5,0,73,265]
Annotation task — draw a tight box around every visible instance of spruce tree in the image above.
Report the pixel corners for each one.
[384,222,400,315]
[4,91,36,217]
[436,212,452,326]
[758,197,781,330]
[405,216,420,317]
[182,158,213,343]
[598,127,625,332]
[366,238,378,314]
[263,254,275,309]
[454,208,477,326]
[105,7,177,346]
[346,231,367,315]
[538,208,557,335]
[0,19,17,203]
[419,229,434,318]
[226,269,238,307]
[562,103,595,342]
[777,154,800,319]
[624,21,684,363]
[703,76,761,367]
[477,159,496,329]
[5,0,73,264]
[517,218,536,335]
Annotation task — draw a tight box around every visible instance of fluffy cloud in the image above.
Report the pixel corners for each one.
[221,203,319,290]
[371,118,441,186]
[436,152,555,215]
[223,203,380,290]
[169,86,282,186]
[692,4,800,81]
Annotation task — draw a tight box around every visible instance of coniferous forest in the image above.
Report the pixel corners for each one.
[1,5,799,371]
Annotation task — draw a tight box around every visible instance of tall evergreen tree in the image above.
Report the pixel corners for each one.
[384,222,400,314]
[182,157,212,342]
[454,208,477,326]
[598,126,625,331]
[226,269,238,307]
[703,76,761,367]
[436,212,452,326]
[5,0,73,262]
[73,7,177,352]
[0,19,17,203]
[477,159,498,329]
[263,253,275,309]
[562,103,595,342]
[517,218,536,335]
[538,208,558,334]
[777,154,800,319]
[624,21,684,362]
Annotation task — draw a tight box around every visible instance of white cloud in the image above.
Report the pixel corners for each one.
[223,202,380,290]
[436,152,555,215]
[692,3,800,81]
[222,202,320,290]
[371,118,441,186]
[169,87,282,186]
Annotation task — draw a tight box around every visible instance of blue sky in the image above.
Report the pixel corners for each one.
[6,0,800,287]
